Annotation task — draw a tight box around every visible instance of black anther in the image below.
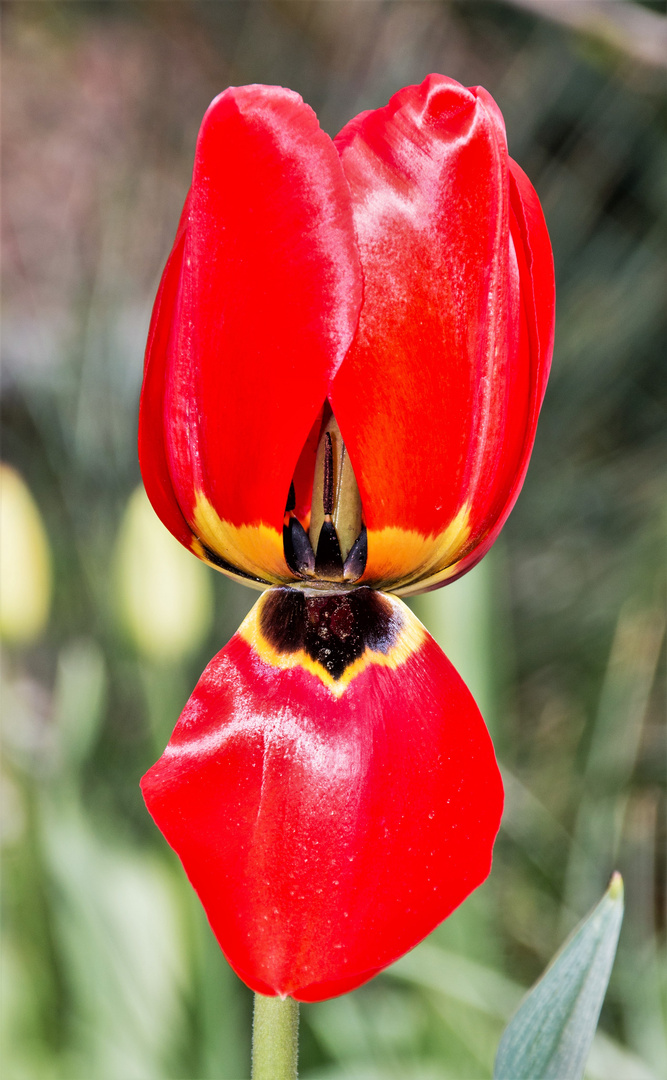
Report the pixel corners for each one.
[314,519,344,581]
[343,525,368,582]
[283,516,315,576]
[322,432,334,516]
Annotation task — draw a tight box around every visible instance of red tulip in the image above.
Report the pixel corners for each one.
[139,75,554,1002]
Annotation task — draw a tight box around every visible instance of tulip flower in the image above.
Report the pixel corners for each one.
[139,75,554,1003]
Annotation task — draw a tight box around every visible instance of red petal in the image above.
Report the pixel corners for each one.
[329,76,553,592]
[142,85,362,581]
[508,157,555,417]
[139,207,272,587]
[138,228,195,553]
[290,405,324,529]
[413,156,556,593]
[141,587,503,1001]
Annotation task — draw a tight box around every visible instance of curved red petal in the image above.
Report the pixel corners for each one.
[143,85,362,581]
[139,209,274,588]
[290,405,324,528]
[138,229,195,552]
[330,75,553,592]
[398,157,555,596]
[507,157,555,413]
[141,587,503,1001]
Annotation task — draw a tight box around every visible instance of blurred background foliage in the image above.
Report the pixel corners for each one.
[1,1,665,1077]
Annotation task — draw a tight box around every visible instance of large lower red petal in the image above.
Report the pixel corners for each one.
[141,586,503,1001]
[143,85,362,582]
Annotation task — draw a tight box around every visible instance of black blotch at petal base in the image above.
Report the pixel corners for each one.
[259,587,399,680]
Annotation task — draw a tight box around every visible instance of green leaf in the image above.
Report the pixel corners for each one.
[494,873,624,1080]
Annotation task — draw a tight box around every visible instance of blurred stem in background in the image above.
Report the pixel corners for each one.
[411,549,503,738]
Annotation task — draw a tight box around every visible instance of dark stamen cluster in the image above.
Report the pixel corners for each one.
[260,587,395,678]
[283,432,367,585]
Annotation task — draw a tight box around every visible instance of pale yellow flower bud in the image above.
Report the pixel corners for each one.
[0,464,52,644]
[115,486,213,662]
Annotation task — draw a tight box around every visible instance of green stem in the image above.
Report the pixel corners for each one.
[251,993,299,1080]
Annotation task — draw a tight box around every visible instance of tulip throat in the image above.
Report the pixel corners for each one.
[283,413,367,586]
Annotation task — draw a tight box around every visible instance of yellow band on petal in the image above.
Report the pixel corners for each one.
[362,503,471,593]
[190,491,291,585]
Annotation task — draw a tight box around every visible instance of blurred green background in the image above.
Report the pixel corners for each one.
[1,1,665,1077]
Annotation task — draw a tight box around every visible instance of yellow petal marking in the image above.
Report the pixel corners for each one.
[190,491,292,585]
[362,503,472,592]
[238,590,427,698]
